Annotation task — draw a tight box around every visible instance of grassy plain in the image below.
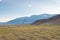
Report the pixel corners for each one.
[0,25,60,40]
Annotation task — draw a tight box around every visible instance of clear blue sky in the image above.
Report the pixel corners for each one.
[0,0,60,22]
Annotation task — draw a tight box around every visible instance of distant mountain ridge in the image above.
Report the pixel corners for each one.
[32,14,60,25]
[0,14,55,24]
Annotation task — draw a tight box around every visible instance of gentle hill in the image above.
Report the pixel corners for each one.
[32,14,60,25]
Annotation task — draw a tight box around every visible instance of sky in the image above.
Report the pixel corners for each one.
[0,0,60,22]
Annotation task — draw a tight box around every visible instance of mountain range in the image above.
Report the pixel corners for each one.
[32,14,60,25]
[1,14,55,25]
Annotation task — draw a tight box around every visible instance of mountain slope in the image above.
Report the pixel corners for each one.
[4,14,55,24]
[32,14,60,25]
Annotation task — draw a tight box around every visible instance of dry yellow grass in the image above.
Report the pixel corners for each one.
[0,25,60,40]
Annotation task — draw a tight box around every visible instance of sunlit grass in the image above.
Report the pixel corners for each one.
[0,25,60,40]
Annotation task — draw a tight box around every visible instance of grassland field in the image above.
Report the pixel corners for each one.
[0,25,60,40]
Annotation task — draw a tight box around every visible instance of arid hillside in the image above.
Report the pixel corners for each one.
[32,14,60,25]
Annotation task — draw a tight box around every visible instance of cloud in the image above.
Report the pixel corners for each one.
[53,0,60,2]
[0,0,2,2]
[29,4,31,7]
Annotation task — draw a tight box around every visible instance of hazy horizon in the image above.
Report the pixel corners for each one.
[0,13,56,22]
[0,0,60,22]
